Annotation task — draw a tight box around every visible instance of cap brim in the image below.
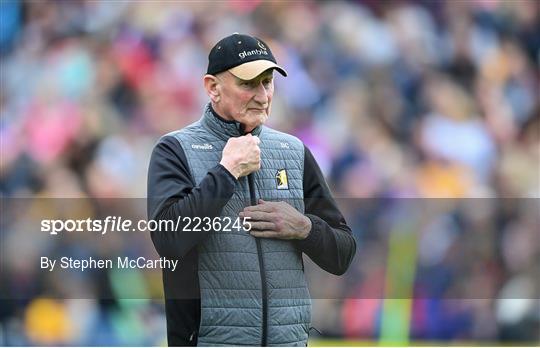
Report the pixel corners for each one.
[228,60,287,80]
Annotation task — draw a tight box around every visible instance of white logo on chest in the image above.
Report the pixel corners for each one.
[191,143,213,150]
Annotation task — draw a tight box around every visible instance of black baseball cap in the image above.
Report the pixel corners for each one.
[207,33,287,80]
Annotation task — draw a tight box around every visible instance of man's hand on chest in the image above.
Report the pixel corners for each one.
[239,199,312,240]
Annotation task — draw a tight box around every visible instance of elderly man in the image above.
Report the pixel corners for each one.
[147,33,356,346]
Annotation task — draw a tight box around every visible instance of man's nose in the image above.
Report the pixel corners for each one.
[253,82,269,104]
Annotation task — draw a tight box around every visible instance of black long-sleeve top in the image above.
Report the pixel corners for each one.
[147,130,356,346]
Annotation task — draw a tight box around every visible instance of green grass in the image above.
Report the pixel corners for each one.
[308,339,539,347]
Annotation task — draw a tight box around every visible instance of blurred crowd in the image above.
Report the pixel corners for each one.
[1,0,538,345]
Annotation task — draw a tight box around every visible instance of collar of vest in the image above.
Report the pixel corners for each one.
[201,103,262,140]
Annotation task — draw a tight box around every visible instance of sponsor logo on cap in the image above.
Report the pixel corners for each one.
[238,48,268,60]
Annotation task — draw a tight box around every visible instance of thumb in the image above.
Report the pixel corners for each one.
[258,199,266,205]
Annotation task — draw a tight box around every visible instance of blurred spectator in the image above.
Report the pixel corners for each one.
[1,0,538,345]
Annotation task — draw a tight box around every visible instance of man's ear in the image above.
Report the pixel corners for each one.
[203,74,221,103]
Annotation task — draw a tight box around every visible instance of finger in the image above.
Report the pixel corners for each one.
[249,230,281,239]
[244,202,274,213]
[248,221,276,231]
[258,199,280,207]
[239,211,273,221]
[253,136,260,145]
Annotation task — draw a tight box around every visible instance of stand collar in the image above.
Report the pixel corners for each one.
[201,103,262,140]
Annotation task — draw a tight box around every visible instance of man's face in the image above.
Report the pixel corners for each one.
[215,70,274,132]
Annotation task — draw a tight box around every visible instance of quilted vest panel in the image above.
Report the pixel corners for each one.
[167,105,311,346]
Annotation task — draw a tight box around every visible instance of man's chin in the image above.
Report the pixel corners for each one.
[258,114,269,127]
[251,112,268,123]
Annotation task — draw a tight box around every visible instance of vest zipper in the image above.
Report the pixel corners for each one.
[248,173,268,346]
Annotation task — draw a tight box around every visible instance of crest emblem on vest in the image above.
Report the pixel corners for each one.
[275,169,289,190]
